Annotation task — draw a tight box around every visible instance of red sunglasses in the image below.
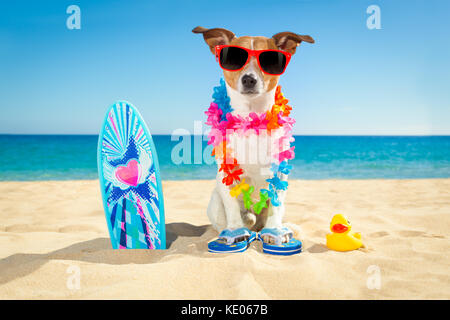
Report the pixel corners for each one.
[215,45,292,76]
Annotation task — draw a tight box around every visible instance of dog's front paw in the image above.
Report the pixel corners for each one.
[258,226,302,256]
[261,234,290,244]
[259,227,293,245]
[219,227,252,245]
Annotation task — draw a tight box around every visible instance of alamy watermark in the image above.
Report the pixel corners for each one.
[366,5,381,30]
[66,5,81,30]
[66,265,81,291]
[366,265,381,290]
[170,121,289,170]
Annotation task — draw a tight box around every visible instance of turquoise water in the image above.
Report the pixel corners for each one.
[0,135,449,181]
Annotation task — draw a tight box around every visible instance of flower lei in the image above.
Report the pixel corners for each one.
[205,78,295,214]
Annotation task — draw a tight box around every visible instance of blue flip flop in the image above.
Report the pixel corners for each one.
[258,227,302,256]
[208,227,256,253]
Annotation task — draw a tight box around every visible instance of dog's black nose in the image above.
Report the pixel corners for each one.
[241,74,257,90]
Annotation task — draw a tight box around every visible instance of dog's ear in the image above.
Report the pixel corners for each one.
[272,32,315,54]
[192,26,235,55]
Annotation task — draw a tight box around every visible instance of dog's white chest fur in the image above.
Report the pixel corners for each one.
[225,83,277,186]
[205,83,289,232]
[226,128,286,189]
[225,83,289,186]
[226,83,276,115]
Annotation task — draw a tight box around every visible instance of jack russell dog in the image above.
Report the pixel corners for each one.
[193,26,314,253]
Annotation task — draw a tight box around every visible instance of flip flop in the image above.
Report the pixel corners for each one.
[208,227,256,253]
[258,227,302,256]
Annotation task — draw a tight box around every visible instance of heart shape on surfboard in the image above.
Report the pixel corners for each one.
[115,159,142,187]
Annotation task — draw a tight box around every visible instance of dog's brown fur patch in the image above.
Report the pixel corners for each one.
[222,36,280,91]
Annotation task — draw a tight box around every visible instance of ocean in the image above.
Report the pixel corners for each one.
[0,135,449,181]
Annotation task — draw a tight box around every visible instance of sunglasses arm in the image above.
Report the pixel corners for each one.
[215,45,220,62]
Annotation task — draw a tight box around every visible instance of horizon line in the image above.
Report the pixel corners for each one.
[1,133,450,137]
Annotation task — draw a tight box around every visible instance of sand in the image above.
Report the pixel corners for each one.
[0,179,449,299]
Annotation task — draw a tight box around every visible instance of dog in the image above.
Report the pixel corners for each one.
[193,26,314,244]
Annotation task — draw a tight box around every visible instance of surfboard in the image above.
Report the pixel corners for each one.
[97,101,166,249]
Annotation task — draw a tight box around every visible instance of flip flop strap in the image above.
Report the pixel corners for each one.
[219,227,251,245]
[259,227,293,246]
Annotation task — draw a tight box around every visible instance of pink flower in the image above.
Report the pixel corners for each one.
[277,132,294,148]
[207,128,225,146]
[278,115,295,133]
[205,103,222,128]
[248,112,269,135]
[225,113,244,130]
[230,116,253,135]
[277,146,295,162]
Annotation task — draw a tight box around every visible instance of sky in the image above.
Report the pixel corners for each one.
[0,0,449,135]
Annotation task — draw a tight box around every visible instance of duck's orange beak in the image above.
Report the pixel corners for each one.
[331,223,348,233]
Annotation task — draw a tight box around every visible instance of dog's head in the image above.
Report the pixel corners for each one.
[193,26,314,96]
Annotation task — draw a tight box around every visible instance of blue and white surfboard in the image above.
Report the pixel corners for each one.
[97,101,166,249]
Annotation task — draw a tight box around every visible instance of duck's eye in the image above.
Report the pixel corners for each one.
[347,220,351,225]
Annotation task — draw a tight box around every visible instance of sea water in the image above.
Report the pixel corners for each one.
[0,135,449,181]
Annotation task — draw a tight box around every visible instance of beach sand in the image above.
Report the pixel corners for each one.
[0,179,449,299]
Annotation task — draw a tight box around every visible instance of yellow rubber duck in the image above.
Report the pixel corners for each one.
[326,214,364,252]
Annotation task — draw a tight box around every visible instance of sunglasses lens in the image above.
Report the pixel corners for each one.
[219,47,248,71]
[259,51,287,75]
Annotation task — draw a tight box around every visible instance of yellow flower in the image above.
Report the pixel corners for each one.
[229,179,250,198]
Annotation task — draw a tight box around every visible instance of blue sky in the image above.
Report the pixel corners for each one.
[0,0,449,135]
